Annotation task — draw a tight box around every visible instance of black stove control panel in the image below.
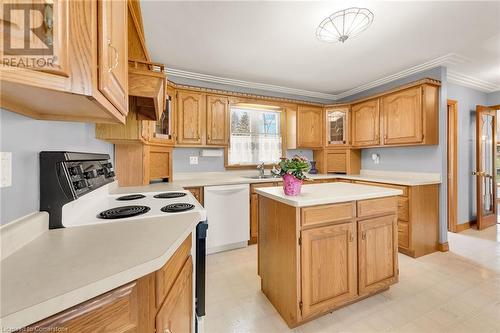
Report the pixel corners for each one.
[40,152,115,229]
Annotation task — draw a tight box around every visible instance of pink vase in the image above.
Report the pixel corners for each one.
[282,174,303,196]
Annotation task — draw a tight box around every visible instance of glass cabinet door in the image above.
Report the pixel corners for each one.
[326,108,348,145]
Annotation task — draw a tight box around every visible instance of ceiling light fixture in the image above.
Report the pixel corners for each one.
[316,7,374,43]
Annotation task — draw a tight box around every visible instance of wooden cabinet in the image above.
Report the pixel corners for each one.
[358,215,398,296]
[351,99,380,147]
[297,106,324,148]
[353,180,439,258]
[250,182,280,244]
[207,95,229,146]
[184,187,204,205]
[381,84,438,146]
[312,148,360,175]
[258,195,398,328]
[177,91,205,145]
[0,0,128,123]
[156,256,193,333]
[98,0,128,115]
[301,222,357,318]
[326,108,349,146]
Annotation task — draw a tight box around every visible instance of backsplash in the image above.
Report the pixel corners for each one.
[172,148,313,173]
[0,109,113,224]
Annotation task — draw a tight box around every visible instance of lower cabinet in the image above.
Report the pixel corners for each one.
[301,222,357,318]
[184,187,204,205]
[358,215,398,296]
[156,256,193,333]
[250,182,282,244]
[18,235,193,333]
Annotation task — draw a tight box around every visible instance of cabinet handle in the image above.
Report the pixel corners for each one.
[164,329,172,333]
[361,231,366,240]
[107,39,119,73]
[208,133,211,140]
[349,232,354,242]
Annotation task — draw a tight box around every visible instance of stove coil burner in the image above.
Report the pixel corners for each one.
[154,192,187,199]
[116,194,146,201]
[98,205,150,219]
[161,203,195,213]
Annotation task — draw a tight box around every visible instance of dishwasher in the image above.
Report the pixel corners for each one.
[204,184,249,254]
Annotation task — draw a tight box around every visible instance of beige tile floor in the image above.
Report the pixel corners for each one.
[205,225,500,333]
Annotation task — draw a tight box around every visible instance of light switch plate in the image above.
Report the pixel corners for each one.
[0,152,12,188]
[189,156,199,165]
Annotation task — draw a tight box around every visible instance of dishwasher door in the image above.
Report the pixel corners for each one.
[204,184,249,254]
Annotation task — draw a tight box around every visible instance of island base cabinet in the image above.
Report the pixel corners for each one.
[301,222,358,319]
[358,215,398,296]
[156,256,193,333]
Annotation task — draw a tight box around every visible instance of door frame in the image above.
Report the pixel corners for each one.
[475,105,499,230]
[447,100,458,232]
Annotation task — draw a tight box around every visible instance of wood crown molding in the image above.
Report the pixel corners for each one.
[165,53,498,101]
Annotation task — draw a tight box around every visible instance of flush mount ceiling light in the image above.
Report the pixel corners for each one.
[316,7,374,43]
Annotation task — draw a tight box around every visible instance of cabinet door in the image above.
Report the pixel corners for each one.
[98,0,128,115]
[301,222,357,318]
[250,193,259,243]
[156,256,193,333]
[358,215,398,296]
[1,0,70,76]
[326,108,349,146]
[207,95,229,145]
[177,91,204,145]
[326,151,347,173]
[382,86,423,145]
[351,99,380,147]
[297,106,323,148]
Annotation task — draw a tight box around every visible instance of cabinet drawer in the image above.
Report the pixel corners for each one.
[155,235,192,307]
[357,197,397,218]
[326,151,346,173]
[251,182,278,194]
[398,221,410,248]
[353,181,408,197]
[301,202,355,227]
[398,197,409,221]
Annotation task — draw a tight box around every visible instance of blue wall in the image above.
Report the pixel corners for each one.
[172,148,313,173]
[0,109,113,224]
[447,84,488,225]
[487,91,500,105]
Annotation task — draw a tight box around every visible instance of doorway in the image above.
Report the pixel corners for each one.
[475,105,500,230]
[447,100,458,232]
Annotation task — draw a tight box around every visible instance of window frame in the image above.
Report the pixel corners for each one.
[224,102,287,169]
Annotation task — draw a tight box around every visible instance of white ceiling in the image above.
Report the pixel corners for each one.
[141,1,500,97]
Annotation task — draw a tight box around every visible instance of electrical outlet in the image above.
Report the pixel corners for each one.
[189,156,199,165]
[0,152,12,188]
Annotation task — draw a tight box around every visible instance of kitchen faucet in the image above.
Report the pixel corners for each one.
[257,162,265,177]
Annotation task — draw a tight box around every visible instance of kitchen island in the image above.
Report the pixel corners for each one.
[255,182,402,328]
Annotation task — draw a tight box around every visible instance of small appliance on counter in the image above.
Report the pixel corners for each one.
[39,151,208,329]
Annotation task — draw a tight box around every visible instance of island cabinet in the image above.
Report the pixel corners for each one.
[258,193,398,328]
[17,235,193,333]
[1,0,129,124]
[249,182,282,244]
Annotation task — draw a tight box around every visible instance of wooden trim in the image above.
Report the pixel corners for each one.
[455,220,477,233]
[437,242,449,252]
[324,78,441,107]
[447,99,458,232]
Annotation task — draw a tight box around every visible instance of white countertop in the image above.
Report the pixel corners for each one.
[0,212,200,330]
[109,169,440,195]
[255,182,403,207]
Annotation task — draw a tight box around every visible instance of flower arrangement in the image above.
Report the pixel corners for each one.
[273,155,311,180]
[273,155,311,196]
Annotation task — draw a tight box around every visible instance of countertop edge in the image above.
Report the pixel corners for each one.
[0,220,197,331]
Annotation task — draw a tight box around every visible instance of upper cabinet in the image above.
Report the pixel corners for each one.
[206,95,229,146]
[381,84,438,146]
[98,0,128,115]
[177,91,205,145]
[297,106,324,148]
[326,107,349,146]
[0,0,128,123]
[351,99,380,147]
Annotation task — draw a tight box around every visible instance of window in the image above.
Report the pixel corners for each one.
[228,105,282,166]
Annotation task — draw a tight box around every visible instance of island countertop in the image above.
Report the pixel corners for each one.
[255,182,403,207]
